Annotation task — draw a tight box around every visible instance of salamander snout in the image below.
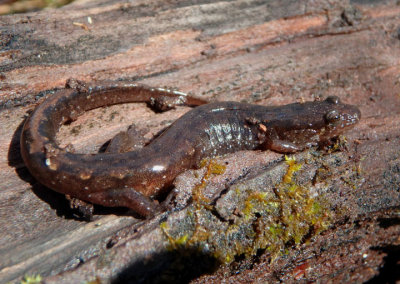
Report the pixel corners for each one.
[341,105,361,126]
[324,103,361,129]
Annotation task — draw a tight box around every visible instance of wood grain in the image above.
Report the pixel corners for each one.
[1,0,400,283]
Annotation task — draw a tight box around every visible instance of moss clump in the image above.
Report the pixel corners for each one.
[160,221,190,250]
[161,159,226,250]
[214,156,332,262]
[192,159,226,207]
[20,275,42,284]
[328,135,348,153]
[161,156,333,265]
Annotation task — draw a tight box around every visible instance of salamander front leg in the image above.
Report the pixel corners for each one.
[266,139,302,153]
[263,128,302,153]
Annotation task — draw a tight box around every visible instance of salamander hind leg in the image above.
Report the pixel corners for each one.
[106,124,148,153]
[148,95,185,112]
[66,195,94,221]
[147,90,208,112]
[89,188,160,218]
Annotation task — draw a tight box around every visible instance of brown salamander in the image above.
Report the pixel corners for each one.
[20,80,361,217]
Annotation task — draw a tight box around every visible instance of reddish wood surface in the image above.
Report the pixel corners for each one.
[1,0,400,283]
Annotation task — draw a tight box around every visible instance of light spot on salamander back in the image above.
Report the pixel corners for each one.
[152,165,165,172]
[45,158,58,171]
[79,171,92,180]
[110,171,126,179]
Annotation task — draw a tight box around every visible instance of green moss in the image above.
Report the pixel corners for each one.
[328,135,348,153]
[20,275,42,284]
[162,156,333,265]
[192,159,226,207]
[161,221,190,250]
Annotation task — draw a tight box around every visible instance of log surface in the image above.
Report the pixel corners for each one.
[1,0,400,283]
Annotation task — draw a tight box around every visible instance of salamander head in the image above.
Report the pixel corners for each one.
[318,96,361,140]
[272,96,361,147]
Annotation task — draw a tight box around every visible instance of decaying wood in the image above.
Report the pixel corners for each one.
[1,0,400,283]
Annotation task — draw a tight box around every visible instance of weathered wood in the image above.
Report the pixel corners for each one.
[1,0,400,283]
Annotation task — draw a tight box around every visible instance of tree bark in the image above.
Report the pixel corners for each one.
[1,0,399,283]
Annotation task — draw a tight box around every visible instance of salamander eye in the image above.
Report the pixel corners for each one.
[325,96,340,104]
[325,110,341,122]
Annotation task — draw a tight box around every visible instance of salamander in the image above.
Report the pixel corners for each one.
[20,80,361,217]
